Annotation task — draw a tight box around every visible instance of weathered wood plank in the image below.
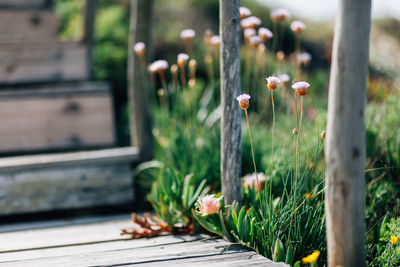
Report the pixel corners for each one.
[0,234,208,262]
[0,42,88,84]
[0,10,58,42]
[132,251,288,267]
[0,82,115,152]
[0,238,246,266]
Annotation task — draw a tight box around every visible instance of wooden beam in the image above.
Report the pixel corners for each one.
[83,0,97,80]
[325,0,371,265]
[127,0,154,161]
[220,0,242,205]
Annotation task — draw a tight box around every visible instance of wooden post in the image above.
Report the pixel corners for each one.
[83,0,97,80]
[220,0,242,205]
[325,0,371,266]
[128,0,154,161]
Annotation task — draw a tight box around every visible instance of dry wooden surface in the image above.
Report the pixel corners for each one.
[0,215,288,266]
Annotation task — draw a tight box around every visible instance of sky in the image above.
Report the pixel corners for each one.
[256,0,400,22]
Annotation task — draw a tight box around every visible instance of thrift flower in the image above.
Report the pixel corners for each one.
[279,74,290,86]
[296,52,312,66]
[210,35,220,48]
[276,51,285,62]
[391,235,398,245]
[258,27,273,41]
[321,130,326,140]
[244,28,256,41]
[249,36,262,47]
[204,29,213,45]
[240,7,251,19]
[195,194,221,216]
[180,29,196,41]
[241,16,261,29]
[266,76,281,90]
[134,42,145,57]
[291,20,306,34]
[271,8,291,22]
[292,81,310,96]
[177,53,189,67]
[170,64,178,75]
[242,173,267,191]
[149,60,169,74]
[236,94,251,110]
[302,251,320,264]
[292,128,298,135]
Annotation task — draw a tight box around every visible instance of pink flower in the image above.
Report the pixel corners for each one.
[279,74,290,85]
[240,16,261,29]
[177,53,189,67]
[291,20,306,34]
[296,52,312,66]
[210,35,220,47]
[292,81,310,96]
[258,27,273,41]
[240,7,251,19]
[249,35,262,47]
[149,60,169,73]
[266,76,281,90]
[236,94,251,109]
[134,42,145,57]
[244,28,256,40]
[271,8,291,21]
[195,194,221,216]
[242,173,267,191]
[180,29,196,41]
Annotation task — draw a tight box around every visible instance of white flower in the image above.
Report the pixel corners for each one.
[249,35,262,47]
[240,7,251,19]
[271,8,291,21]
[195,194,221,216]
[266,76,281,90]
[297,52,312,65]
[149,60,169,73]
[242,173,267,191]
[291,20,306,34]
[210,35,220,47]
[258,27,273,41]
[177,53,189,67]
[244,28,256,40]
[279,74,290,84]
[240,16,261,29]
[180,29,196,41]
[134,42,145,56]
[292,81,310,96]
[236,94,251,109]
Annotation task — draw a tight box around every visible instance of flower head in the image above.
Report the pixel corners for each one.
[195,194,221,216]
[170,64,178,75]
[266,76,281,90]
[134,42,145,57]
[292,128,298,135]
[244,28,256,41]
[210,35,220,48]
[149,60,169,74]
[177,53,189,67]
[249,35,262,47]
[189,59,197,71]
[240,16,261,29]
[302,251,320,264]
[391,235,398,245]
[204,29,213,45]
[258,27,273,41]
[236,94,251,109]
[242,173,267,191]
[297,52,312,66]
[271,8,291,22]
[321,130,326,140]
[240,7,251,19]
[180,29,196,41]
[279,74,290,85]
[276,51,285,61]
[291,20,306,34]
[292,81,310,96]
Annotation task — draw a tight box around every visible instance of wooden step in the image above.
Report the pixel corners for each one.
[0,41,88,84]
[0,82,115,153]
[0,10,58,42]
[0,147,139,216]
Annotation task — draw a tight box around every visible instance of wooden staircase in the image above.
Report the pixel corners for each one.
[0,0,138,216]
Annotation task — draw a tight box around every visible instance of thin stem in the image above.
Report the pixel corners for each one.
[245,109,259,184]
[271,90,275,169]
[180,66,187,86]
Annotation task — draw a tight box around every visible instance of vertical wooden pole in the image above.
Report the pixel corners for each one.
[325,0,371,266]
[220,0,242,205]
[83,0,97,80]
[128,0,154,161]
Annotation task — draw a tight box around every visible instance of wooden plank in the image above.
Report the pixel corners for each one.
[133,252,289,267]
[0,82,115,152]
[0,0,50,9]
[0,234,208,262]
[0,42,88,84]
[0,10,58,42]
[0,238,247,266]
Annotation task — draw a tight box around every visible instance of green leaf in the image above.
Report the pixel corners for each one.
[293,260,301,267]
[272,238,285,262]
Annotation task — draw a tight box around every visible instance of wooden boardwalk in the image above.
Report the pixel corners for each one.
[0,215,288,266]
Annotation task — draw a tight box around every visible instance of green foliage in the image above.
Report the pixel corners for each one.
[147,166,208,227]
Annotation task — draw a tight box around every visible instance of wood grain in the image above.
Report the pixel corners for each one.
[325,0,371,265]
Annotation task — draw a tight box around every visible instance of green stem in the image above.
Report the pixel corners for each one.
[245,109,259,185]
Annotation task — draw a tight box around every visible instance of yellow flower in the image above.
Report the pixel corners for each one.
[391,235,398,245]
[302,251,320,264]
